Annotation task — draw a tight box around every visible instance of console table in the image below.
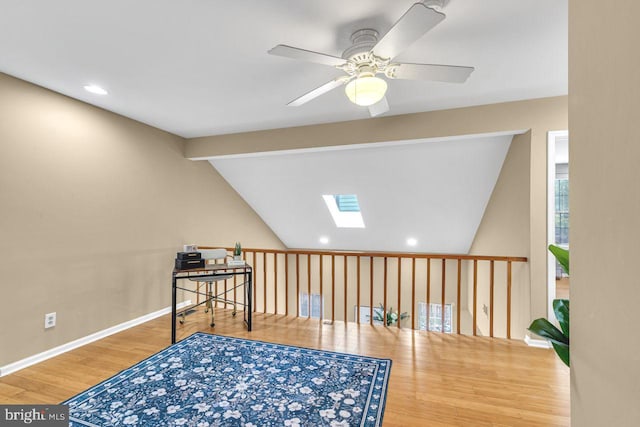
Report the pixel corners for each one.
[172,264,253,343]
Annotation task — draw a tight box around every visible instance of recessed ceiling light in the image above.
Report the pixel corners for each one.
[319,236,329,244]
[84,84,108,95]
[407,237,418,246]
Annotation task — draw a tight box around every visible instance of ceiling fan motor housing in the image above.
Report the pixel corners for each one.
[342,29,379,60]
[340,29,392,78]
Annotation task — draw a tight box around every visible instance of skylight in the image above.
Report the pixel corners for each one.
[334,194,360,212]
[322,194,365,228]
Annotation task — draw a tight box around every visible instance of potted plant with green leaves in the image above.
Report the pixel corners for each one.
[373,304,409,326]
[233,242,242,261]
[528,244,570,366]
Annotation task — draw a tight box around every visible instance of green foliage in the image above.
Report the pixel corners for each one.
[528,305,570,367]
[373,304,409,326]
[234,242,242,256]
[549,244,569,275]
[528,245,570,367]
[553,299,570,337]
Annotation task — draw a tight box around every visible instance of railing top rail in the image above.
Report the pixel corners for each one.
[197,246,527,263]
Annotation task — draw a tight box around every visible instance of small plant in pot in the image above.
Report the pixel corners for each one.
[233,242,242,261]
[528,244,570,367]
[373,304,410,326]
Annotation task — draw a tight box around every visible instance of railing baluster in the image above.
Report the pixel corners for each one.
[441,259,446,332]
[319,254,324,321]
[397,257,402,329]
[237,249,245,307]
[473,259,478,336]
[490,260,495,338]
[331,254,335,323]
[295,254,299,317]
[274,252,278,315]
[411,258,416,330]
[343,255,348,324]
[383,257,388,328]
[507,260,512,339]
[307,254,311,318]
[426,258,431,331]
[357,256,361,324]
[263,251,267,314]
[252,252,256,313]
[456,259,461,335]
[370,257,374,326]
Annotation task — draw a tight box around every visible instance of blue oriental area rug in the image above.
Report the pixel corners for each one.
[63,333,391,426]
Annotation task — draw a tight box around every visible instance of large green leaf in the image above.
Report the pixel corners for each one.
[549,244,569,275]
[553,299,570,338]
[551,342,570,367]
[528,318,569,346]
[529,317,570,367]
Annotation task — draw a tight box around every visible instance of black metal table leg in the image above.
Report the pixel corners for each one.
[247,271,252,331]
[171,273,177,344]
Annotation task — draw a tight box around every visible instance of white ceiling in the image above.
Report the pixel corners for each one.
[210,133,515,253]
[0,0,567,138]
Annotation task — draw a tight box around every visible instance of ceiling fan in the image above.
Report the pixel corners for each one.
[268,0,474,117]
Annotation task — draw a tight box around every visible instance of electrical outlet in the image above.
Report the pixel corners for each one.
[482,304,489,317]
[45,312,56,329]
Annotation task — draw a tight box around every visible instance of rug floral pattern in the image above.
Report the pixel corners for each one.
[63,333,391,426]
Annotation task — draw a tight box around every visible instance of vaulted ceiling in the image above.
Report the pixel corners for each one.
[210,133,516,253]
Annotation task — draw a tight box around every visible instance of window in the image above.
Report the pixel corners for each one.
[299,293,323,318]
[354,305,384,325]
[555,179,569,245]
[555,165,569,278]
[418,302,452,333]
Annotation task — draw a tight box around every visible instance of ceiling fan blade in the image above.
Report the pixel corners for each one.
[372,3,445,60]
[369,96,390,117]
[388,63,474,83]
[268,45,346,67]
[287,77,350,107]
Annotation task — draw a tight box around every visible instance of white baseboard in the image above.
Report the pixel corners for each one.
[0,300,192,377]
[524,333,553,349]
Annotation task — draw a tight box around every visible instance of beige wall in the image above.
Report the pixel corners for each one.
[469,132,531,338]
[189,97,568,330]
[0,73,283,366]
[570,1,640,425]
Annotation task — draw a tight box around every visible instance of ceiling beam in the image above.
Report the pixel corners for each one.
[185,96,567,160]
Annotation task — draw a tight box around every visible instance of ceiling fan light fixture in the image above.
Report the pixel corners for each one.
[345,76,387,106]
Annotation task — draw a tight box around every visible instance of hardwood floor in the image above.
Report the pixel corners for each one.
[0,308,570,426]
[556,278,570,300]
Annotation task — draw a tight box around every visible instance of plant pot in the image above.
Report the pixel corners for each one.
[233,255,242,261]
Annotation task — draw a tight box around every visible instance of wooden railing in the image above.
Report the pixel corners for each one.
[198,246,527,339]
